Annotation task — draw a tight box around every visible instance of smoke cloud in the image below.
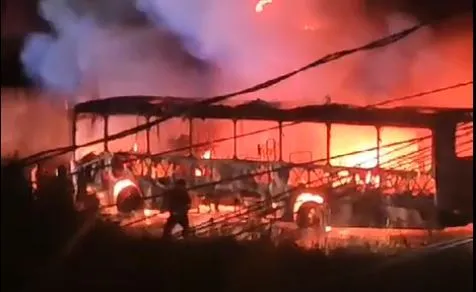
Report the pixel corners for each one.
[10,0,472,160]
[21,0,472,107]
[21,0,214,99]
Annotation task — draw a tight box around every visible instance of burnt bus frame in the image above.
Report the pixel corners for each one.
[72,96,473,226]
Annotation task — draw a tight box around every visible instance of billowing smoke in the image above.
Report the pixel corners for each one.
[13,0,472,160]
[21,0,472,107]
[18,0,471,106]
[21,0,215,99]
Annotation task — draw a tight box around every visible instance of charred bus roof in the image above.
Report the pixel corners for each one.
[73,95,473,128]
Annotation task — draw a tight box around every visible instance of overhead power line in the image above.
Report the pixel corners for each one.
[33,96,473,276]
[20,9,471,166]
[72,111,474,229]
[122,138,419,228]
[370,81,473,107]
[24,79,474,166]
[135,134,473,232]
[105,133,433,210]
[21,22,425,165]
[103,123,473,212]
[24,84,471,188]
[130,132,473,232]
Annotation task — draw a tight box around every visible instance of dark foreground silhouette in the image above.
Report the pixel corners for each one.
[1,159,472,292]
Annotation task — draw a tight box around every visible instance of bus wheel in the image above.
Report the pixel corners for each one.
[116,185,143,213]
[296,202,325,229]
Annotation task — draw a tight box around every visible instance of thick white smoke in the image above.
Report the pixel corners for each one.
[21,0,215,99]
[21,1,95,93]
[16,0,420,101]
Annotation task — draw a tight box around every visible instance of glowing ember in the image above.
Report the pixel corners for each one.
[194,168,203,177]
[255,0,272,13]
[293,192,324,214]
[202,150,212,159]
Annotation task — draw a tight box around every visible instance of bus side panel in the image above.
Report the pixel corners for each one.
[434,123,473,226]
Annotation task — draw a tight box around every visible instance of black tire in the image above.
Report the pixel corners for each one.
[296,202,326,229]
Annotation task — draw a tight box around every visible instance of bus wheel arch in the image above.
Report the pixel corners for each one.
[295,201,327,229]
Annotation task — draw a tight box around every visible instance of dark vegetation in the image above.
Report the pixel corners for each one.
[1,158,472,292]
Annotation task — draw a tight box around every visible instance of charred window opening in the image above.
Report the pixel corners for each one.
[191,119,234,159]
[281,122,326,164]
[379,127,432,172]
[330,124,378,168]
[235,120,280,161]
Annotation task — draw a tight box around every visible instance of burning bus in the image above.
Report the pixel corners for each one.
[70,96,473,229]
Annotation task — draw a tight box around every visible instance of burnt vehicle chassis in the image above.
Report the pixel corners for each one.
[71,96,473,229]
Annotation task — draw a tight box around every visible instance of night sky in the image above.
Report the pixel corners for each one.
[1,0,49,87]
[1,0,472,88]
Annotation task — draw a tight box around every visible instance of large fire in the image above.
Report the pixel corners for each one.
[68,3,471,194]
[68,0,471,167]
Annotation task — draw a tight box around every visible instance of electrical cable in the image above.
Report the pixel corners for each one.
[104,134,435,210]
[128,134,433,230]
[27,104,472,250]
[382,128,473,169]
[118,119,441,229]
[127,129,472,231]
[120,135,430,229]
[20,10,472,288]
[203,137,473,239]
[21,22,428,165]
[80,123,472,224]
[191,140,441,233]
[369,81,473,107]
[24,79,473,166]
